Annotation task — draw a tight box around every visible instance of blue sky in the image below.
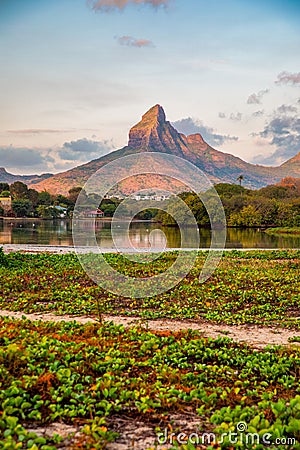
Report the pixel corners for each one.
[0,0,300,173]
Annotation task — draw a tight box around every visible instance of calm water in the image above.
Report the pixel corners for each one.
[1,219,300,249]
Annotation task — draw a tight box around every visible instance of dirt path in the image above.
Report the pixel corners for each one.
[0,309,299,349]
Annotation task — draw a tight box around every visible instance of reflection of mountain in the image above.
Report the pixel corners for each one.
[2,105,300,194]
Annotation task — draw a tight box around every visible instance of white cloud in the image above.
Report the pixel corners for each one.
[172,117,238,147]
[247,89,269,105]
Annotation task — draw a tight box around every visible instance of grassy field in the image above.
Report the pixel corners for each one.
[0,249,299,328]
[0,249,300,449]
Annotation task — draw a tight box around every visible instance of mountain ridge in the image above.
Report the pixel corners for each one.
[1,104,299,194]
[0,167,52,186]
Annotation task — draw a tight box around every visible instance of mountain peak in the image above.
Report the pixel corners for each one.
[128,104,188,154]
[141,104,166,124]
[128,104,167,149]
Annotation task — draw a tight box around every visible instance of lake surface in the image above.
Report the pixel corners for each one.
[1,219,300,249]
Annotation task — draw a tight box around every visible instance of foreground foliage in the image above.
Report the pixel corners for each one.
[0,318,299,449]
[0,250,299,328]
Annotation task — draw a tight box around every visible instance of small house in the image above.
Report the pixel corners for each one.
[83,208,104,218]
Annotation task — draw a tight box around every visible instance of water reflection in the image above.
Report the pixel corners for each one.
[0,218,300,249]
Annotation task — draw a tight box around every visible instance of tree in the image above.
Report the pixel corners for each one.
[256,185,289,200]
[0,183,9,193]
[12,199,32,217]
[68,187,84,205]
[37,205,52,219]
[99,198,122,217]
[0,191,10,197]
[237,175,244,186]
[136,208,157,220]
[37,205,61,219]
[27,189,39,208]
[254,198,278,226]
[228,205,262,227]
[55,194,73,207]
[10,181,28,199]
[38,191,51,206]
[215,183,246,198]
[180,192,209,225]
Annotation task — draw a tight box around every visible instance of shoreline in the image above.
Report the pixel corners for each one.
[2,244,300,254]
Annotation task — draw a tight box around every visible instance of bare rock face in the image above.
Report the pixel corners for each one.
[186,133,208,152]
[128,104,189,156]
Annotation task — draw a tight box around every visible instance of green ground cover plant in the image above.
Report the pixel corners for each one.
[0,318,299,449]
[0,250,299,329]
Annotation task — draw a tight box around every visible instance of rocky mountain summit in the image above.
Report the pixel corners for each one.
[128,104,189,156]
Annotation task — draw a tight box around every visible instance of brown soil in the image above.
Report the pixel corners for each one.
[1,309,299,349]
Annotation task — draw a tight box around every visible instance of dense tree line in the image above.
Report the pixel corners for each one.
[0,182,79,218]
[157,179,300,227]
[2,177,300,227]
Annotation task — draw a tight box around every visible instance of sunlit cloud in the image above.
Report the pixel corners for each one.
[117,35,154,47]
[275,71,300,85]
[88,0,170,12]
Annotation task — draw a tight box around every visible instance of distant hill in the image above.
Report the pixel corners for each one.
[2,105,300,194]
[0,168,52,186]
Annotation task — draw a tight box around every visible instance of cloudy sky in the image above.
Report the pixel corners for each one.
[1,0,300,174]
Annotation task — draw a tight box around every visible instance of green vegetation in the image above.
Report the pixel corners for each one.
[0,318,300,449]
[0,250,300,329]
[265,227,300,236]
[2,177,300,228]
[157,181,300,228]
[0,181,76,219]
[0,249,300,448]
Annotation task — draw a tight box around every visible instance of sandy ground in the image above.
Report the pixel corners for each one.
[3,244,295,254]
[26,413,207,450]
[1,309,299,349]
